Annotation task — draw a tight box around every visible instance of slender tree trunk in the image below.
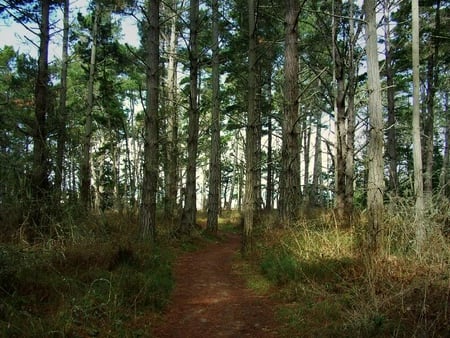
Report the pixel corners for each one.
[265,81,274,210]
[255,66,263,211]
[412,0,425,251]
[364,0,385,253]
[423,0,440,206]
[30,0,51,231]
[332,0,359,227]
[345,0,356,221]
[333,0,348,224]
[55,0,69,206]
[312,110,323,206]
[139,0,160,241]
[207,0,221,234]
[384,0,398,194]
[180,0,200,235]
[243,0,257,254]
[123,98,136,209]
[280,0,301,225]
[439,92,449,197]
[166,0,179,218]
[228,131,240,210]
[303,116,311,204]
[80,4,99,210]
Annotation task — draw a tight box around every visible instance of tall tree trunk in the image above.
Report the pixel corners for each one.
[30,0,51,231]
[123,98,136,209]
[139,0,160,241]
[166,0,179,218]
[333,0,357,227]
[243,0,257,254]
[384,0,398,194]
[207,0,221,234]
[439,92,449,197]
[180,0,200,235]
[423,0,440,206]
[80,4,99,210]
[364,0,385,253]
[303,116,311,204]
[333,0,348,225]
[280,0,301,225]
[265,79,274,210]
[412,0,425,251]
[344,0,356,221]
[55,0,69,206]
[228,131,240,210]
[312,109,323,206]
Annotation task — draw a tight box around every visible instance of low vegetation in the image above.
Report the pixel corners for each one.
[0,213,174,337]
[244,201,450,337]
[1,205,448,337]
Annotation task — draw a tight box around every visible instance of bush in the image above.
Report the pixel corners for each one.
[260,250,299,284]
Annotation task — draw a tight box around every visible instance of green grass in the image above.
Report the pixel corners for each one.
[0,214,175,337]
[245,209,450,337]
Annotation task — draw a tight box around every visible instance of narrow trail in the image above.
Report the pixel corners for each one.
[152,233,281,338]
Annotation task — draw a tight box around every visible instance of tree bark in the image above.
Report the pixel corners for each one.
[423,0,440,206]
[364,0,385,253]
[280,0,301,225]
[439,92,449,197]
[207,0,221,234]
[180,0,200,236]
[384,0,399,194]
[312,109,322,206]
[139,0,160,241]
[80,4,99,210]
[243,0,258,253]
[412,0,426,251]
[166,0,179,218]
[30,0,51,231]
[265,80,274,210]
[55,0,70,206]
[333,0,358,227]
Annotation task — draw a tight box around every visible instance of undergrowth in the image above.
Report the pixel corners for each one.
[0,212,174,337]
[253,203,450,337]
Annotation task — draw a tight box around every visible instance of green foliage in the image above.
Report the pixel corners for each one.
[260,250,299,284]
[0,217,174,337]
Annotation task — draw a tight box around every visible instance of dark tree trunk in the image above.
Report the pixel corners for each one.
[55,0,69,206]
[180,0,200,236]
[139,0,160,241]
[80,4,99,210]
[279,0,301,224]
[243,0,258,254]
[207,0,221,234]
[30,0,51,232]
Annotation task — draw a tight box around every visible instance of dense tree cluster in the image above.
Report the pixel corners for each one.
[0,0,448,250]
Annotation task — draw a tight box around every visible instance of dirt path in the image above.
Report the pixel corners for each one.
[152,233,281,338]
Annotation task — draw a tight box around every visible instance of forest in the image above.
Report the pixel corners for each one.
[0,0,449,336]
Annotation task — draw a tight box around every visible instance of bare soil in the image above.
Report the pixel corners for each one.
[152,232,281,338]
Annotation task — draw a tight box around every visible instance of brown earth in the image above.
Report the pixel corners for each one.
[152,232,282,338]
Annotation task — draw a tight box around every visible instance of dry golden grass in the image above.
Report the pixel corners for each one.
[252,206,450,337]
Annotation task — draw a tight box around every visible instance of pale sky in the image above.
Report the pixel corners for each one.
[0,0,140,60]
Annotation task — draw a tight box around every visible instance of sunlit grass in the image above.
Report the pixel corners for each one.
[248,207,450,337]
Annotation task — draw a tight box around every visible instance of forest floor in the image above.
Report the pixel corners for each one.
[152,232,281,338]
